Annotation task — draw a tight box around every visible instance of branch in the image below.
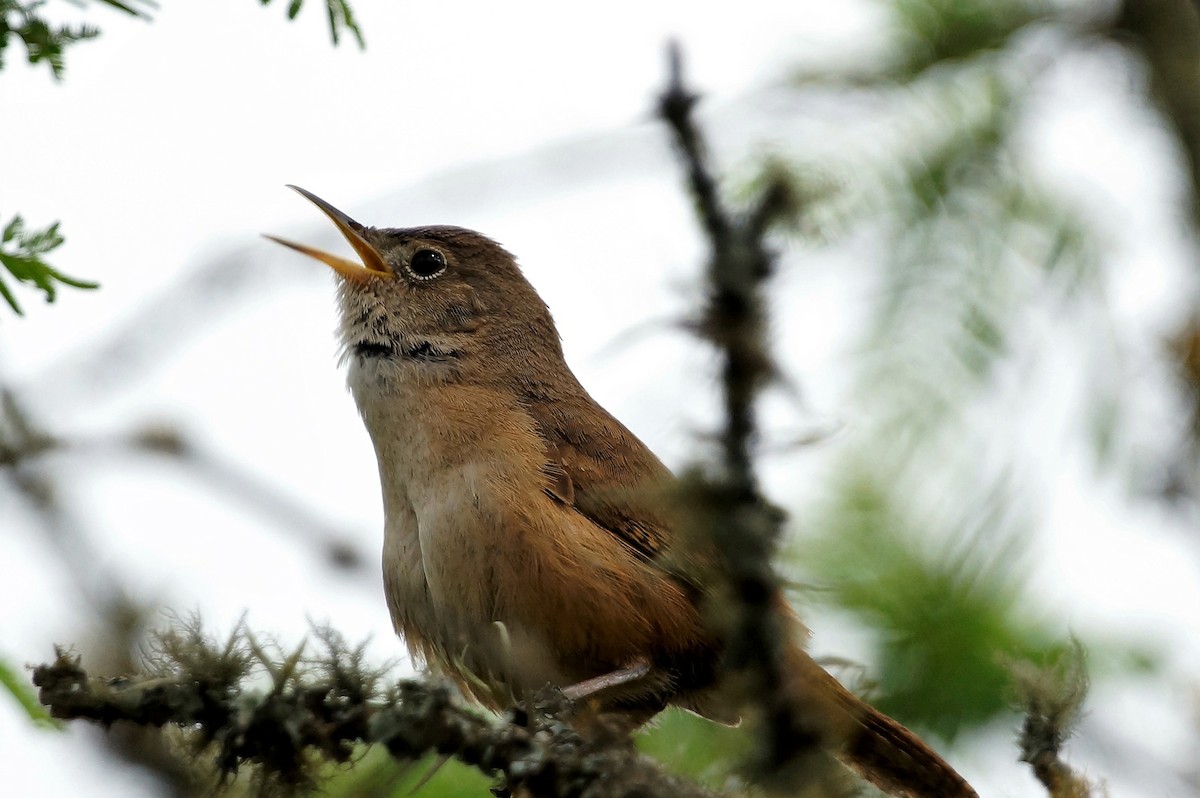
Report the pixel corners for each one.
[0,384,367,572]
[658,45,823,778]
[33,624,718,798]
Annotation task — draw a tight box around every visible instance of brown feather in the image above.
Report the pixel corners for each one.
[525,394,673,563]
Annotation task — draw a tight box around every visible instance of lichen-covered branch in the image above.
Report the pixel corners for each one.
[33,624,717,798]
[1011,642,1098,798]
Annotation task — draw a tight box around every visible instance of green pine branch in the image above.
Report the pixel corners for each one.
[0,0,100,80]
[0,214,98,316]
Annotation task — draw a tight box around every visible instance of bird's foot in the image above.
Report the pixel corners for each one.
[561,659,651,701]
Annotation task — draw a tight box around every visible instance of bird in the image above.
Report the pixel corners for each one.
[266,185,978,798]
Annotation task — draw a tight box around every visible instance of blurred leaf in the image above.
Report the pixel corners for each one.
[0,0,100,79]
[321,745,492,798]
[0,657,58,729]
[888,0,1050,78]
[260,0,364,48]
[0,214,98,316]
[1,0,360,82]
[321,709,748,797]
[772,1,1144,754]
[802,467,1063,739]
[855,67,1097,423]
[637,708,748,788]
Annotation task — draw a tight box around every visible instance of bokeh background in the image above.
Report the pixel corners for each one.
[4,0,1200,795]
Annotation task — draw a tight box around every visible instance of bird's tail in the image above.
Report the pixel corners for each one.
[784,646,979,798]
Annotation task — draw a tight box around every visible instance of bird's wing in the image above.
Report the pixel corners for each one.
[524,394,675,562]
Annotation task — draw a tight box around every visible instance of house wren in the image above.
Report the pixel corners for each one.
[266,186,978,798]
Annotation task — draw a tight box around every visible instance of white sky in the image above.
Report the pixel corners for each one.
[4,1,1199,796]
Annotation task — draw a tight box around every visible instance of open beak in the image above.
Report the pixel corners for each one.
[263,185,392,282]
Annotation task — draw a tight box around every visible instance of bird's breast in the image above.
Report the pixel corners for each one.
[347,362,713,710]
[350,366,552,668]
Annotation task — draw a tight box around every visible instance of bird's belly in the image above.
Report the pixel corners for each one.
[383,461,497,622]
[380,502,440,657]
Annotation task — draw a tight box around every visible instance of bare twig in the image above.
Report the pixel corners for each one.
[1,390,366,571]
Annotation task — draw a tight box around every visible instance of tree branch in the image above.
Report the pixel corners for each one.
[658,44,828,781]
[34,625,718,798]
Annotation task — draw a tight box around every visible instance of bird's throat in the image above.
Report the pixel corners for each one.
[353,341,397,359]
[352,339,460,363]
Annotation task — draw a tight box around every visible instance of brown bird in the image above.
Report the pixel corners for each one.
[266,185,978,798]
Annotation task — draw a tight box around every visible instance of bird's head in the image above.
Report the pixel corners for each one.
[265,186,564,384]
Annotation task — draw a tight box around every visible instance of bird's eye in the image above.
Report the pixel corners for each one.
[407,249,446,280]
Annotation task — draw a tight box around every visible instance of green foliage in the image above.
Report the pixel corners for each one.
[0,0,361,82]
[0,1,156,80]
[319,709,749,797]
[321,747,493,798]
[2,0,364,317]
[861,66,1097,433]
[802,467,1062,739]
[260,0,364,48]
[889,0,1050,77]
[0,0,100,79]
[0,656,58,728]
[636,709,747,788]
[771,0,1133,747]
[0,214,98,316]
